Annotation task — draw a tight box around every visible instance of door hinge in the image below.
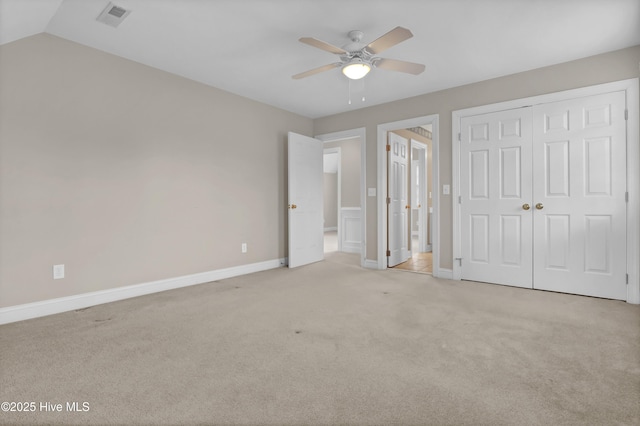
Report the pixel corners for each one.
[454,257,462,266]
[386,197,391,205]
[458,132,461,142]
[458,196,462,204]
[626,273,629,284]
[625,109,628,120]
[625,191,629,202]
[386,144,391,152]
[386,250,391,257]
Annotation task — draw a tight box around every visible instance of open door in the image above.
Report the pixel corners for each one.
[288,132,324,268]
[387,132,410,267]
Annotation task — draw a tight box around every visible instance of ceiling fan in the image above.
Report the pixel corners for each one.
[292,26,425,80]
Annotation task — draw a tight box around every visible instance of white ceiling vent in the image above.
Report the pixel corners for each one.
[96,2,131,28]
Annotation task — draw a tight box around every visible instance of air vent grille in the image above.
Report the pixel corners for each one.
[108,6,127,18]
[97,2,131,27]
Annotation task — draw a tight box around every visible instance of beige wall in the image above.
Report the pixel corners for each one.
[314,45,640,269]
[324,137,361,208]
[0,34,313,308]
[323,173,338,229]
[1,33,638,309]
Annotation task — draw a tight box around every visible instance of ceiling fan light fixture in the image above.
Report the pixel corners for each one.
[342,60,371,80]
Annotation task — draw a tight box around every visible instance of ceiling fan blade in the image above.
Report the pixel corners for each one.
[299,37,347,55]
[365,26,413,55]
[374,58,425,75]
[292,62,341,79]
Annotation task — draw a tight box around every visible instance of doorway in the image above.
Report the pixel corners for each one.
[377,115,440,276]
[317,128,367,267]
[323,148,340,253]
[386,128,434,274]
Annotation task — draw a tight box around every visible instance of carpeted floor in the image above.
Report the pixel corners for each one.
[1,252,639,425]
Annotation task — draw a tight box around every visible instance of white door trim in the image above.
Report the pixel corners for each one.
[377,115,440,274]
[452,78,640,304]
[316,127,367,267]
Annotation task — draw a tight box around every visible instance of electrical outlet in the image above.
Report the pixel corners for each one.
[241,243,247,253]
[53,264,65,280]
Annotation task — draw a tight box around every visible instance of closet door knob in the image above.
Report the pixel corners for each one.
[535,203,544,210]
[522,203,530,211]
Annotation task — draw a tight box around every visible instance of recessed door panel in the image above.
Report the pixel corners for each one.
[470,123,489,142]
[545,215,570,270]
[544,110,570,132]
[470,215,489,263]
[584,104,611,128]
[500,118,521,139]
[584,137,611,196]
[545,141,570,197]
[470,150,489,199]
[500,215,521,266]
[500,147,521,198]
[584,215,611,274]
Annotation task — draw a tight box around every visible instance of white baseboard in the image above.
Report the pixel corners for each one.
[364,259,380,269]
[434,268,453,280]
[0,258,286,325]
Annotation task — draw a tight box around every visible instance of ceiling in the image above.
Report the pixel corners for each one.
[1,0,639,119]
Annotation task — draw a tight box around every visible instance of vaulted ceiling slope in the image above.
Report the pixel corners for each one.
[2,0,639,118]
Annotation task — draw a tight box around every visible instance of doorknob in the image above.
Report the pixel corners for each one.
[535,203,544,210]
[288,204,297,209]
[522,203,531,210]
[405,205,410,209]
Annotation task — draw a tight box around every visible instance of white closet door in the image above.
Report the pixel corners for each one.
[388,132,410,267]
[460,107,534,287]
[532,91,627,299]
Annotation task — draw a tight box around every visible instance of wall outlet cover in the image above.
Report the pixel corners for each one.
[53,264,65,280]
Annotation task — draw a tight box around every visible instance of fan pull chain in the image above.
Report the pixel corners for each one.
[347,79,366,105]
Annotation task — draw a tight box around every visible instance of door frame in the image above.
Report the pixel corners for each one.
[377,115,441,274]
[316,127,367,267]
[452,78,640,304]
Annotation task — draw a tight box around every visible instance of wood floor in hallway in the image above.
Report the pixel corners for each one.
[392,251,433,274]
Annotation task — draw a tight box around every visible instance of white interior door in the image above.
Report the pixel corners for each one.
[532,91,627,299]
[388,132,410,267]
[460,107,534,288]
[288,132,323,268]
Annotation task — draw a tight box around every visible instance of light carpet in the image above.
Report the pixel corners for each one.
[1,252,639,425]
